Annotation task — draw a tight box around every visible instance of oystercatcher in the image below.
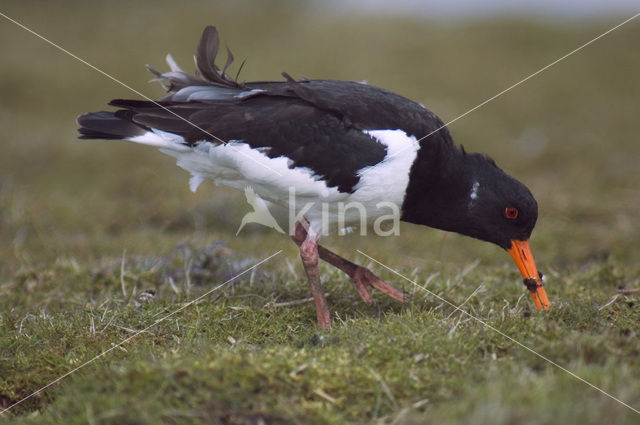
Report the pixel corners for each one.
[78,26,550,329]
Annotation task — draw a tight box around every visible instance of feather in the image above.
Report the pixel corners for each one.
[195,26,221,83]
[77,111,147,139]
[165,53,182,72]
[145,26,244,100]
[222,46,234,78]
[234,58,247,83]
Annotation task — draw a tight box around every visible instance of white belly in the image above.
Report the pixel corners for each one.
[128,129,419,235]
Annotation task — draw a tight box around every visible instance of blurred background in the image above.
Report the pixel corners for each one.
[1,0,639,278]
[2,2,640,423]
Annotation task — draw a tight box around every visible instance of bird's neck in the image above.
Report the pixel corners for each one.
[400,137,472,232]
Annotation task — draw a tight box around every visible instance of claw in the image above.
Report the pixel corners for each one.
[351,273,376,306]
[352,266,407,303]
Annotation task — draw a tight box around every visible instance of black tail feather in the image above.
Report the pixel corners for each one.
[77,111,148,140]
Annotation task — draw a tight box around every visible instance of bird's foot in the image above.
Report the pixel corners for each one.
[351,266,408,304]
[291,220,407,324]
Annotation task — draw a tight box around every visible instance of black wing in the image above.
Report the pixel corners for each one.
[110,94,390,192]
[78,26,450,193]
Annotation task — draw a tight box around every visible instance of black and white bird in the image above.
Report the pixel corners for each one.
[78,26,549,329]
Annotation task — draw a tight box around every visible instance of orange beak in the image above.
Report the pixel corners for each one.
[506,239,550,310]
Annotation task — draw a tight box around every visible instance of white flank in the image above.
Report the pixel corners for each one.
[124,128,420,235]
[127,129,191,151]
[354,129,419,208]
[189,174,205,192]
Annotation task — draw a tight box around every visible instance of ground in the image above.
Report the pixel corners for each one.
[1,1,639,424]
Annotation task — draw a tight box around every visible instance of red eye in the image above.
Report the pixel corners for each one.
[505,207,519,219]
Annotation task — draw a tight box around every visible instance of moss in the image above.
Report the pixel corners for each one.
[1,3,640,424]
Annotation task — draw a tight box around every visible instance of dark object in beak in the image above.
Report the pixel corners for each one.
[507,239,550,310]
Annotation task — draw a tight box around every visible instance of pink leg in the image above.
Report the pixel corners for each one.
[292,222,407,307]
[298,225,331,329]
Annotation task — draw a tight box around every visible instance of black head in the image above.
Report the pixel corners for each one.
[401,150,538,250]
[458,153,538,249]
[402,143,549,310]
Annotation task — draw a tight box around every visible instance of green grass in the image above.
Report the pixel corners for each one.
[1,1,640,423]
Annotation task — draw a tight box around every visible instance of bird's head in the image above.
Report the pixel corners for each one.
[402,149,550,310]
[463,155,549,310]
